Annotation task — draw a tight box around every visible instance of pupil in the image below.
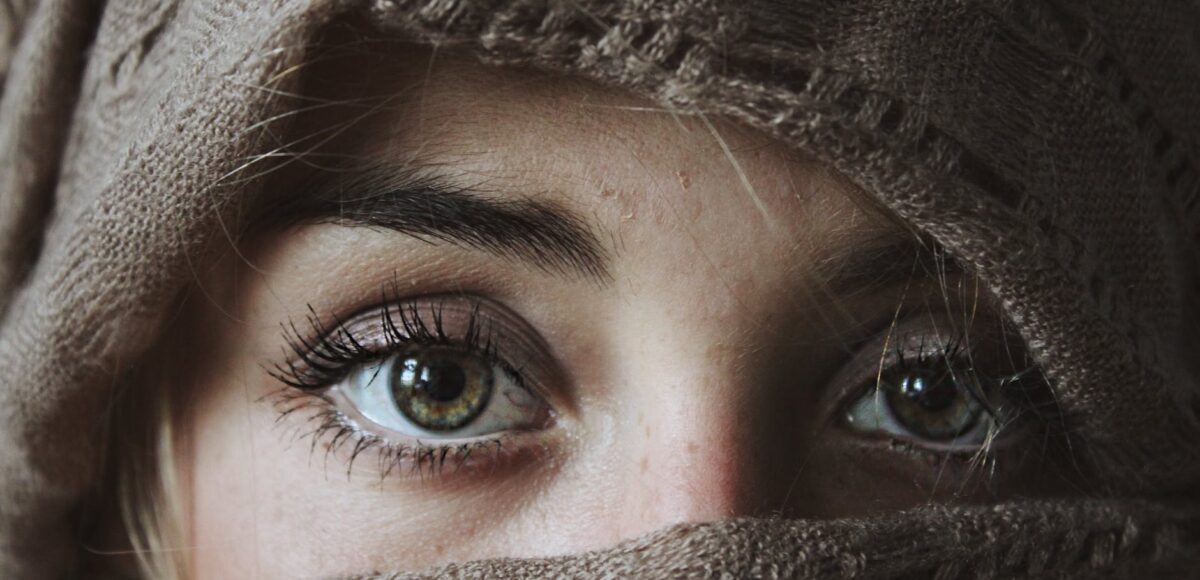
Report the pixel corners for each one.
[390,348,493,432]
[898,371,957,411]
[405,357,467,402]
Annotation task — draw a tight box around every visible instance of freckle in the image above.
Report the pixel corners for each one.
[615,190,637,222]
[652,200,667,225]
[687,441,698,454]
[644,424,652,437]
[676,170,692,190]
[639,456,649,472]
[435,544,445,555]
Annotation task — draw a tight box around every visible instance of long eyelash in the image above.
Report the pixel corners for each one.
[872,329,1066,496]
[265,294,529,480]
[885,330,1051,424]
[269,295,497,391]
[267,387,510,480]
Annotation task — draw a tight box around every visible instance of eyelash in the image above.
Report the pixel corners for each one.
[892,333,992,408]
[268,298,1058,481]
[271,300,506,391]
[852,328,1058,450]
[268,298,536,479]
[270,389,516,479]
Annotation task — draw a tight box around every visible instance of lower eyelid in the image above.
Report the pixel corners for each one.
[826,320,1050,451]
[843,384,1033,455]
[269,387,559,482]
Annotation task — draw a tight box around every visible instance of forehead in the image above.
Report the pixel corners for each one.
[292,40,892,257]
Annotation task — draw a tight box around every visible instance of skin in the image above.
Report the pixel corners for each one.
[122,36,1072,578]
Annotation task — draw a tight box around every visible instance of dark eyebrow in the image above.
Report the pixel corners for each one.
[269,167,611,282]
[811,232,964,299]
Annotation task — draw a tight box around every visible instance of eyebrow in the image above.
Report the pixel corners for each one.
[270,167,611,282]
[811,232,964,299]
[268,165,954,293]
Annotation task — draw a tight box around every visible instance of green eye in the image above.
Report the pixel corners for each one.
[846,365,996,447]
[391,348,493,431]
[883,368,985,440]
[338,344,548,440]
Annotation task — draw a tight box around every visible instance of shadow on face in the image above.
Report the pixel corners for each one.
[131,24,1086,579]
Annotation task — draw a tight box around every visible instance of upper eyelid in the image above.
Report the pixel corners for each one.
[271,298,481,390]
[271,294,564,403]
[274,286,1036,423]
[834,325,1046,453]
[823,315,1034,410]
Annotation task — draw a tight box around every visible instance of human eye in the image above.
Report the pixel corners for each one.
[269,294,559,479]
[340,345,545,437]
[839,319,1051,455]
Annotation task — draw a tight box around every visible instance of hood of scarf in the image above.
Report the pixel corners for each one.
[1,0,1199,577]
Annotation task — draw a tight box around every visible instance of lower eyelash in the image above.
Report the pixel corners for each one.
[856,327,1061,455]
[268,388,514,481]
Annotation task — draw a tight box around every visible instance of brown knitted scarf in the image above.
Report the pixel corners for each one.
[1,0,1199,577]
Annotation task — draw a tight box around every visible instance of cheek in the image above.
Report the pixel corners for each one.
[183,354,574,576]
[184,370,267,577]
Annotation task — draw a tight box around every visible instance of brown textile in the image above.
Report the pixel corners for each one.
[1,0,1199,577]
[378,500,1200,579]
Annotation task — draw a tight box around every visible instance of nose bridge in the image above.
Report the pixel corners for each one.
[607,323,770,541]
[639,400,742,514]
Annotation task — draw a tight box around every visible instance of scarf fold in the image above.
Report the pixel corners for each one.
[1,0,1198,577]
[385,499,1200,579]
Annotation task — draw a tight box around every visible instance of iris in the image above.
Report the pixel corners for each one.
[391,348,494,431]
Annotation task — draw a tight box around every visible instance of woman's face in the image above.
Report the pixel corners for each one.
[169,40,1072,577]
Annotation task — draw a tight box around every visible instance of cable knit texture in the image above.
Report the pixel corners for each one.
[1,0,1198,577]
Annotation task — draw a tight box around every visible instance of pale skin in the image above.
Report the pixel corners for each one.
[138,37,1073,579]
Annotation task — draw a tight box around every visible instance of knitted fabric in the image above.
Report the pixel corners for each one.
[1,0,1198,577]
